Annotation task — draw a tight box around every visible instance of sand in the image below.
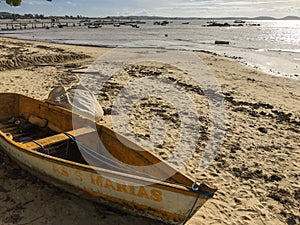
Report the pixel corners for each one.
[0,37,299,225]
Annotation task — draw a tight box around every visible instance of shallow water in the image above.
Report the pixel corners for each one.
[1,19,299,79]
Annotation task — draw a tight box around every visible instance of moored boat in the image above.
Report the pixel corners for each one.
[0,93,216,224]
[215,40,230,45]
[88,24,101,28]
[234,19,246,24]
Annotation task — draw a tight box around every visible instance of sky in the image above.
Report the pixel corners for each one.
[1,0,299,18]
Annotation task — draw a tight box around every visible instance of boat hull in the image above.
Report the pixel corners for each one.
[0,134,209,224]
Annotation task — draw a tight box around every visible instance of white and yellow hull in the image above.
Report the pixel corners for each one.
[0,93,216,224]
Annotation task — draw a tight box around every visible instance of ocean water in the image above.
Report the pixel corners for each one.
[0,19,299,79]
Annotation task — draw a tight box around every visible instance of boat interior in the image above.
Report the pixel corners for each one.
[0,93,195,185]
[0,116,91,164]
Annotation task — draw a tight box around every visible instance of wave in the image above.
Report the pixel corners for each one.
[256,48,300,54]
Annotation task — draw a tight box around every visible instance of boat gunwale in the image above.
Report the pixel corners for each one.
[0,129,212,197]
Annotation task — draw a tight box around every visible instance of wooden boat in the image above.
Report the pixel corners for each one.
[0,93,216,224]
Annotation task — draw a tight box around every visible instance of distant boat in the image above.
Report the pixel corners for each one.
[113,23,120,27]
[232,23,244,27]
[207,19,215,24]
[135,21,146,24]
[234,20,246,24]
[215,40,230,45]
[247,23,261,27]
[130,23,140,28]
[88,24,101,28]
[182,22,190,24]
[1,27,16,31]
[161,21,169,26]
[153,21,169,26]
[206,22,231,27]
[80,19,91,23]
[57,24,67,28]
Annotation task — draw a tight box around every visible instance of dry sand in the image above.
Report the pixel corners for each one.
[0,37,299,225]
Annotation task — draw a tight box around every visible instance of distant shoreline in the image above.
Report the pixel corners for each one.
[1,11,300,21]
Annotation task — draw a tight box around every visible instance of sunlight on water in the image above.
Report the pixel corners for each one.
[262,20,300,28]
[266,28,300,46]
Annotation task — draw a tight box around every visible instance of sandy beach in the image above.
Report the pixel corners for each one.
[0,37,299,225]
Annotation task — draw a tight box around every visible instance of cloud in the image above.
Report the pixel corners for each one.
[148,0,300,17]
[3,0,300,17]
[25,0,52,6]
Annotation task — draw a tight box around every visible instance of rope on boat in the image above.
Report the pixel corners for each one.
[182,193,200,225]
[191,181,214,198]
[63,132,214,198]
[32,140,48,154]
[34,139,70,157]
[63,132,156,177]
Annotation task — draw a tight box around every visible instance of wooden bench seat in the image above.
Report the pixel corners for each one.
[23,126,96,150]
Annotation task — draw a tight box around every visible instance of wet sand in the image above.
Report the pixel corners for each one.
[0,37,299,225]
